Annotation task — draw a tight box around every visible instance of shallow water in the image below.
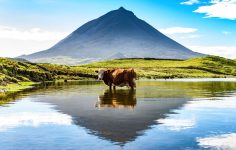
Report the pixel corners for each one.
[1,80,236,150]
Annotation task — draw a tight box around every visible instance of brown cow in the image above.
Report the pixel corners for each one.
[95,68,137,89]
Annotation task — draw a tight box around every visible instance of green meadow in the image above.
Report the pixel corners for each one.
[80,55,236,79]
[1,55,236,96]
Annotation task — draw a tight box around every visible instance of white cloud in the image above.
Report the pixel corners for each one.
[180,34,202,39]
[194,0,236,20]
[0,39,58,57]
[33,0,57,3]
[157,118,195,131]
[0,25,69,41]
[222,31,231,35]
[0,25,70,57]
[159,27,198,35]
[0,112,72,132]
[197,133,236,150]
[181,0,200,5]
[188,45,236,59]
[187,96,236,109]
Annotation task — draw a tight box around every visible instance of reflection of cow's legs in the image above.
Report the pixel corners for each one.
[113,86,116,90]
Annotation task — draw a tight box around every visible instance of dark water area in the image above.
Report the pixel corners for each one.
[1,80,236,150]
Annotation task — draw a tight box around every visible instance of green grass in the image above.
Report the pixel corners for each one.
[0,57,53,83]
[0,81,35,102]
[1,55,236,86]
[80,56,236,79]
[0,82,35,93]
[1,55,236,100]
[39,63,96,79]
[0,57,96,85]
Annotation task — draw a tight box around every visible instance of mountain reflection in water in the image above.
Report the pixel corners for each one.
[1,80,236,149]
[33,83,189,144]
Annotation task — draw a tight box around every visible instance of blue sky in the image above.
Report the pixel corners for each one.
[0,0,235,58]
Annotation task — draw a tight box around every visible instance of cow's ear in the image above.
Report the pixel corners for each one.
[95,70,98,73]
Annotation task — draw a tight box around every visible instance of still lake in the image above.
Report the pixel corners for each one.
[1,80,236,150]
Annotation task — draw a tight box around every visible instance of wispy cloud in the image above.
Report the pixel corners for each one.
[159,27,198,35]
[157,118,196,131]
[0,25,70,57]
[188,45,236,59]
[181,0,200,5]
[32,0,57,4]
[187,96,236,109]
[197,133,236,150]
[222,31,231,35]
[0,25,69,41]
[180,34,202,39]
[0,112,72,132]
[194,0,236,20]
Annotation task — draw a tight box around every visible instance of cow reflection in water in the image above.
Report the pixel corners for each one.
[96,90,136,109]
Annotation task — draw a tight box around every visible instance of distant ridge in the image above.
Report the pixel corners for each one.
[19,7,205,65]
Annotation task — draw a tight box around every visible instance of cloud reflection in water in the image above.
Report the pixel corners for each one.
[197,133,236,150]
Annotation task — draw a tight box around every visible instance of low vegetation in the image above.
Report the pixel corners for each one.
[81,56,236,79]
[0,57,95,97]
[0,82,36,105]
[1,55,236,96]
[0,57,95,86]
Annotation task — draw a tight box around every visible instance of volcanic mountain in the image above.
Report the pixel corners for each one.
[20,7,204,65]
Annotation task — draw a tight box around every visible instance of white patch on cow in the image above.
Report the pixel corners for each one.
[97,69,106,80]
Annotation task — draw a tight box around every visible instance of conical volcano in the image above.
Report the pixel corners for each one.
[20,7,204,64]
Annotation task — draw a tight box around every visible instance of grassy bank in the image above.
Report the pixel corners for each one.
[0,57,94,99]
[1,55,236,97]
[1,55,236,84]
[0,82,35,103]
[0,57,96,86]
[0,82,35,93]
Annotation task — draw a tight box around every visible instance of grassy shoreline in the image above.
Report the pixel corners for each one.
[1,55,236,99]
[0,82,36,92]
[0,81,36,96]
[2,77,236,101]
[1,55,236,83]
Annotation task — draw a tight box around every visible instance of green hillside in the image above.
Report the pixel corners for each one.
[1,55,236,88]
[0,57,52,84]
[81,55,236,79]
[1,55,236,98]
[0,57,96,84]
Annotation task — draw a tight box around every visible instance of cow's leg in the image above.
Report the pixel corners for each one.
[132,80,136,87]
[130,86,134,90]
[113,86,116,90]
[109,83,112,90]
[128,81,134,90]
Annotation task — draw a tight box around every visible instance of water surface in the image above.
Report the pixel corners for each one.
[1,80,236,150]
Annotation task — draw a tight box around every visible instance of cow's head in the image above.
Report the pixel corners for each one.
[95,69,106,80]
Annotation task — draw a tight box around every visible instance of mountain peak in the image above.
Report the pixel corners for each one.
[113,7,134,16]
[118,7,126,11]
